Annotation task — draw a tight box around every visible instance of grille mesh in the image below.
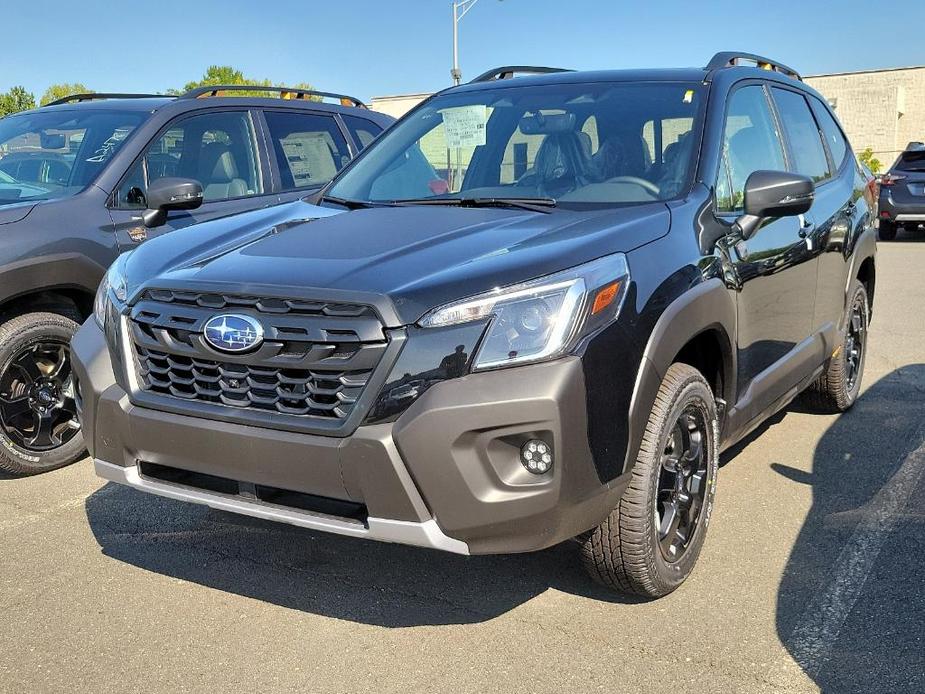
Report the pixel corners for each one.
[128,291,387,423]
[134,345,370,418]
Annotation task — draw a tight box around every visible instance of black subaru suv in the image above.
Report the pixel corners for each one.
[0,87,392,475]
[877,141,925,240]
[73,53,877,597]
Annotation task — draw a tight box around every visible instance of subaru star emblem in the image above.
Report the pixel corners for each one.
[202,314,264,353]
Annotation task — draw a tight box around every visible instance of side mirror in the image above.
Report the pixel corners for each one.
[142,177,204,228]
[736,170,814,240]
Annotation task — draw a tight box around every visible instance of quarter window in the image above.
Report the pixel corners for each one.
[810,98,849,170]
[716,86,786,213]
[771,88,830,182]
[264,111,351,190]
[341,115,384,151]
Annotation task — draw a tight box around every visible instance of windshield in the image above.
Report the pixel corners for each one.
[328,81,705,209]
[0,109,146,206]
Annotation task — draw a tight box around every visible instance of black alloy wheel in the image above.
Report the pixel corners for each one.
[656,405,710,562]
[0,340,80,451]
[844,293,866,393]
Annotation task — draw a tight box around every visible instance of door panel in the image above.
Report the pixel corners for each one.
[109,194,280,252]
[715,84,818,407]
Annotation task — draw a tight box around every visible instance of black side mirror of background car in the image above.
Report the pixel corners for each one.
[142,177,204,228]
[736,170,814,240]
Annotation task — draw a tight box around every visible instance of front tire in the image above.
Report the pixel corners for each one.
[0,312,84,476]
[803,281,869,413]
[580,363,718,598]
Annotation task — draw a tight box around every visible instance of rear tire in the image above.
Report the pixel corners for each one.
[580,363,718,598]
[0,311,85,476]
[878,221,897,241]
[802,281,869,413]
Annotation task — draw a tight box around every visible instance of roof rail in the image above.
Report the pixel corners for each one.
[43,93,168,107]
[180,85,366,108]
[470,66,572,83]
[705,52,802,81]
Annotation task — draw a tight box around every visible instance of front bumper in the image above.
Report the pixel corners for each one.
[72,319,624,555]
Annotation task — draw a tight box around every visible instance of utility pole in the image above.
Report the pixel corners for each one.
[452,0,482,85]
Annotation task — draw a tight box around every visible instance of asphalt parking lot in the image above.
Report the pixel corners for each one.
[1,239,923,694]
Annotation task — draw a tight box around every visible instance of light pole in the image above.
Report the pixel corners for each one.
[451,0,483,85]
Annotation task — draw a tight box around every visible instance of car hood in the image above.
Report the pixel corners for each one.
[0,200,37,225]
[126,199,671,326]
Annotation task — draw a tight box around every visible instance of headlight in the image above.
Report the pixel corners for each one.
[419,254,630,370]
[93,253,130,329]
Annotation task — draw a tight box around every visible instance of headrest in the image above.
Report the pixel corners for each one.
[200,143,239,183]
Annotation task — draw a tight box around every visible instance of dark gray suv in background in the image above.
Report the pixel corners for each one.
[877,141,925,239]
[0,87,392,475]
[74,53,877,597]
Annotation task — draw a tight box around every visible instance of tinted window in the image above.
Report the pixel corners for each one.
[115,111,262,208]
[265,111,350,190]
[341,115,383,150]
[810,98,848,170]
[771,88,830,182]
[894,150,925,172]
[328,81,707,208]
[0,110,143,207]
[716,85,786,213]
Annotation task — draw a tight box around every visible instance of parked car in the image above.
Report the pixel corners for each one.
[74,52,877,597]
[0,87,393,475]
[877,141,925,239]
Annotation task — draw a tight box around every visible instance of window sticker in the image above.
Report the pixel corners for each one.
[441,105,487,148]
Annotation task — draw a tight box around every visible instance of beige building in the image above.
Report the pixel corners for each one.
[805,66,925,170]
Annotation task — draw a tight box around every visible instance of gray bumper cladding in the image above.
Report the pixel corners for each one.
[94,459,470,555]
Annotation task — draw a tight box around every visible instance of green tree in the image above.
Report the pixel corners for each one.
[40,83,93,106]
[0,86,36,116]
[858,147,882,174]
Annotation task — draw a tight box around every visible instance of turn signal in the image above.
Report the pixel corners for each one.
[591,281,621,315]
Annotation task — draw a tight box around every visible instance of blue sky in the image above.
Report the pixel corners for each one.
[3,0,924,101]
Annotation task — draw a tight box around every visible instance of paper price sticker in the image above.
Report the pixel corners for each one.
[441,105,488,148]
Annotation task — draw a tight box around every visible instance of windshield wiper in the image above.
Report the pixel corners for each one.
[396,197,557,214]
[320,195,391,210]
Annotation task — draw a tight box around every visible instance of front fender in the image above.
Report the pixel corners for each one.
[0,252,106,308]
[624,277,737,470]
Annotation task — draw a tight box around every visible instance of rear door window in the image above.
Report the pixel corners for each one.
[810,98,849,170]
[264,111,351,190]
[771,87,830,183]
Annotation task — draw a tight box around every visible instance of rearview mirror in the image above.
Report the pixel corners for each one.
[736,170,814,240]
[518,112,577,135]
[142,177,204,228]
[40,132,66,149]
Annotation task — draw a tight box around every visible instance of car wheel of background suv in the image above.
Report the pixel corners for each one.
[803,280,869,413]
[580,363,719,597]
[878,221,897,241]
[0,312,84,476]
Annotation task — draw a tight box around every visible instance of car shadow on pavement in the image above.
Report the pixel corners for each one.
[774,365,925,694]
[84,484,644,628]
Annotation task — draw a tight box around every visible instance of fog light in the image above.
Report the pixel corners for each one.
[521,439,553,474]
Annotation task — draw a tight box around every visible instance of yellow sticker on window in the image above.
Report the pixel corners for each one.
[683,90,695,104]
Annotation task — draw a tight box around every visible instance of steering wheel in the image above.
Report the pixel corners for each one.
[607,176,661,196]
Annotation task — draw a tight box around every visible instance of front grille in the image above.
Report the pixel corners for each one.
[135,346,371,418]
[127,290,389,425]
